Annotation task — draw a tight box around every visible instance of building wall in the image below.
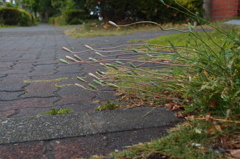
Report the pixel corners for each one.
[211,0,239,21]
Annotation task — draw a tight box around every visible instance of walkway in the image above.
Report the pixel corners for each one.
[0,24,180,158]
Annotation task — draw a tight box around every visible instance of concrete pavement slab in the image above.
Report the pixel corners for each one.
[0,107,180,144]
[0,126,173,159]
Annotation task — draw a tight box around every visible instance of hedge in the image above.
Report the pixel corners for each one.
[49,9,89,25]
[62,9,89,23]
[86,0,204,23]
[0,7,36,26]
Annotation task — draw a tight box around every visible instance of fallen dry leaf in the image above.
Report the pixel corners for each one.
[209,99,218,108]
[165,103,172,110]
[174,112,185,118]
[230,149,240,158]
[187,115,195,121]
[172,104,180,111]
[208,127,216,134]
[162,60,170,63]
[214,125,223,132]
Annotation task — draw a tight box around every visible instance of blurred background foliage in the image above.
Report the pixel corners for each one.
[0,0,204,25]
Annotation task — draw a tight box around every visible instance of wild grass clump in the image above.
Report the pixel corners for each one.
[95,100,120,111]
[150,27,240,117]
[64,23,157,38]
[59,0,240,157]
[111,119,239,159]
[61,22,240,118]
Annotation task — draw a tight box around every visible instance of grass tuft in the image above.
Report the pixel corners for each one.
[112,120,240,159]
[60,17,240,159]
[64,21,190,38]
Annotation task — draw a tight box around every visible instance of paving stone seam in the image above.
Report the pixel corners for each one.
[0,90,24,93]
[3,109,20,119]
[19,96,60,99]
[86,112,99,135]
[0,89,25,93]
[0,96,59,103]
[52,91,64,105]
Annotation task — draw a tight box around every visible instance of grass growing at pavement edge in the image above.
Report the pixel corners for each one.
[64,21,190,38]
[61,24,240,158]
[60,23,240,158]
[110,120,240,159]
[59,3,240,157]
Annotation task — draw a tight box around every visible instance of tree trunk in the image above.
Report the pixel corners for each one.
[2,0,6,6]
[45,11,49,23]
[203,0,212,19]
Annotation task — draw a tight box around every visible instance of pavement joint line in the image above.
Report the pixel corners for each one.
[0,107,181,144]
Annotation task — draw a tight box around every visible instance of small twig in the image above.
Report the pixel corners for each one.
[112,21,190,33]
[143,106,158,117]
[97,58,193,67]
[229,114,240,118]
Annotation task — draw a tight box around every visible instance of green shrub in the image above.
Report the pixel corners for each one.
[6,2,15,8]
[36,17,41,22]
[30,13,36,24]
[139,0,204,22]
[163,0,204,23]
[69,18,83,25]
[48,17,55,25]
[0,7,36,26]
[0,7,20,25]
[86,0,203,22]
[49,16,64,25]
[19,9,32,26]
[48,16,68,26]
[49,9,88,26]
[62,9,89,24]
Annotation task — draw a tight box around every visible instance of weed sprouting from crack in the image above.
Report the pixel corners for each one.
[46,108,73,115]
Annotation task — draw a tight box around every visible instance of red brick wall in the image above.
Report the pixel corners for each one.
[211,0,239,21]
